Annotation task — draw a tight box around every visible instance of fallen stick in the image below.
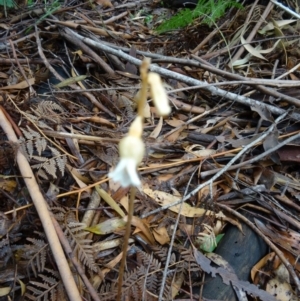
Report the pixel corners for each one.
[0,108,82,301]
[63,28,300,121]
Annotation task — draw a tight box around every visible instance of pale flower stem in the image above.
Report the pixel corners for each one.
[117,186,136,301]
[116,58,161,300]
[137,58,151,118]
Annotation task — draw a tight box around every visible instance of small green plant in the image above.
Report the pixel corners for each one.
[194,224,224,253]
[144,14,153,25]
[0,0,15,8]
[156,0,242,33]
[0,0,16,16]
[25,0,61,33]
[27,0,34,6]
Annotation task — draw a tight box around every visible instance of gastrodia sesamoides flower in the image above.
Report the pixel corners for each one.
[147,72,171,116]
[108,117,145,187]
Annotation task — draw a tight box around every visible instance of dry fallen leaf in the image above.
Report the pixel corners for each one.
[94,0,113,8]
[143,185,213,217]
[153,226,170,245]
[0,77,35,90]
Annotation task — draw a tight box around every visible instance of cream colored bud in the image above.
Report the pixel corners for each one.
[128,116,143,138]
[147,72,171,116]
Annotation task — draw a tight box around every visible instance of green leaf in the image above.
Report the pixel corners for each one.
[0,0,16,8]
[156,0,242,34]
[198,233,224,253]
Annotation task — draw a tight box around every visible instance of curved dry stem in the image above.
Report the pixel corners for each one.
[0,109,82,301]
[117,187,136,301]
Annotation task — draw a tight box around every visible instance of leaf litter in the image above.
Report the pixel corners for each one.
[0,0,299,300]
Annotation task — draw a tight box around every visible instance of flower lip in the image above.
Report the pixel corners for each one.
[109,133,145,188]
[108,158,141,187]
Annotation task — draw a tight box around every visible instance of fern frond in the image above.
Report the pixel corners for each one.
[24,268,64,301]
[180,248,202,272]
[51,207,68,222]
[34,100,64,115]
[19,111,67,180]
[49,146,67,176]
[36,169,49,180]
[23,111,52,129]
[0,237,12,265]
[20,127,47,159]
[56,155,67,176]
[35,137,47,156]
[101,248,163,301]
[26,140,34,158]
[64,222,97,272]
[19,137,30,161]
[49,146,60,157]
[30,153,66,180]
[42,159,57,178]
[21,127,41,140]
[25,237,48,277]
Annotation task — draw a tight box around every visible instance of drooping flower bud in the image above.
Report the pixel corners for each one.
[147,72,171,116]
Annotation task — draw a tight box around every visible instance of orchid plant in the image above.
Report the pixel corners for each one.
[109,58,171,188]
[111,58,171,301]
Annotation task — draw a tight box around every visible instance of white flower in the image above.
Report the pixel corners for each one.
[109,157,142,187]
[147,72,171,116]
[109,118,145,187]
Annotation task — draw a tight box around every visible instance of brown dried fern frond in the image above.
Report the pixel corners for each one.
[24,268,67,301]
[100,245,204,300]
[101,247,171,301]
[0,237,13,267]
[64,222,97,272]
[180,247,203,273]
[20,232,49,277]
[51,207,98,272]
[33,100,64,115]
[22,112,53,130]
[19,127,67,179]
[31,100,65,126]
[51,206,68,223]
[149,244,176,265]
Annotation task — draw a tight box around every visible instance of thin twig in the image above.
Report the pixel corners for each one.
[67,29,300,121]
[48,76,300,107]
[42,130,119,142]
[8,39,35,95]
[199,131,300,179]
[271,0,300,19]
[141,112,288,218]
[158,167,198,301]
[0,58,61,64]
[60,28,115,75]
